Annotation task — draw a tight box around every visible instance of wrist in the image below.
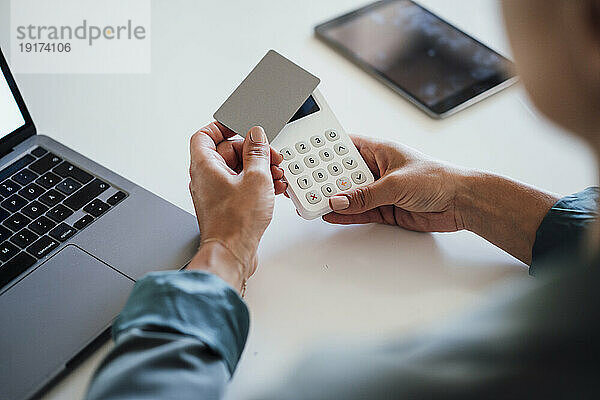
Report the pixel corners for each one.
[187,241,245,292]
[453,169,490,233]
[453,170,560,264]
[200,228,258,268]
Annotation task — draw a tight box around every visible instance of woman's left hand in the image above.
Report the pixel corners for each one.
[187,122,286,291]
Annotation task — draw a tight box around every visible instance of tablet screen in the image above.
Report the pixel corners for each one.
[317,0,515,111]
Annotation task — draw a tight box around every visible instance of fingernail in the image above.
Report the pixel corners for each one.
[330,196,350,211]
[249,126,267,144]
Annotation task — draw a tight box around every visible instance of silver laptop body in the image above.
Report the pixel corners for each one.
[0,47,200,400]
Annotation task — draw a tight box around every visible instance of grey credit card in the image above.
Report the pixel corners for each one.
[214,50,320,141]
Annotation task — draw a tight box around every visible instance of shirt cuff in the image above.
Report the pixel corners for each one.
[112,271,249,375]
[531,187,599,275]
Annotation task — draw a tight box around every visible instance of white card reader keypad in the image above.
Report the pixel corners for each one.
[280,128,370,214]
[272,88,374,220]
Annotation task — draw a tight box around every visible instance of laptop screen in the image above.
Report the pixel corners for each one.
[0,70,25,140]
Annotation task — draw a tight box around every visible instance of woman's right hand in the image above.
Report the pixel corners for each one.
[324,136,468,232]
[324,135,559,265]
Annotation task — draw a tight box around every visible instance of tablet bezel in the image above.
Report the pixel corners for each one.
[314,0,518,119]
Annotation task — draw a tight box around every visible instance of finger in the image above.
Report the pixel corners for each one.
[348,134,370,152]
[216,139,244,172]
[272,149,284,165]
[213,121,238,140]
[274,180,287,195]
[190,126,230,173]
[322,209,384,225]
[328,177,396,214]
[224,139,284,167]
[271,165,284,180]
[192,122,236,152]
[242,126,271,173]
[349,134,381,178]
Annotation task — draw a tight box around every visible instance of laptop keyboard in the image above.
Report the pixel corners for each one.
[0,147,127,290]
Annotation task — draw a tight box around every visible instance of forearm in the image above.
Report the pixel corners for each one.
[456,171,560,265]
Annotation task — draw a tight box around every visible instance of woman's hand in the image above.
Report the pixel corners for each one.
[186,122,286,291]
[324,136,466,232]
[324,135,559,265]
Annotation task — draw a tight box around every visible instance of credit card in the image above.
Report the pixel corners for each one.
[214,50,320,141]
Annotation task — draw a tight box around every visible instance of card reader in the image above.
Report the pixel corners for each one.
[215,50,374,219]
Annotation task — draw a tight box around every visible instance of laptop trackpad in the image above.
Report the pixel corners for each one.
[0,245,134,400]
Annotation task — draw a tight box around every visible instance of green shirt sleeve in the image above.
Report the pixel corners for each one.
[531,187,598,274]
[86,270,249,400]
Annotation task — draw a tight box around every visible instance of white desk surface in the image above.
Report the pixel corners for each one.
[0,0,597,398]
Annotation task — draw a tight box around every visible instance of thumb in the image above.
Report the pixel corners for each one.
[329,177,396,214]
[243,126,270,173]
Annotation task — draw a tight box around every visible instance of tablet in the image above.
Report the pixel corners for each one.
[315,0,518,119]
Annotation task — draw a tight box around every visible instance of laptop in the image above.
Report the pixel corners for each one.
[0,47,200,399]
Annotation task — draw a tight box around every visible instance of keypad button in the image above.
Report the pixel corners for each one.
[334,143,349,155]
[29,153,62,175]
[47,204,74,222]
[288,161,304,175]
[303,155,319,168]
[21,201,48,220]
[28,216,56,235]
[351,171,367,184]
[319,149,333,162]
[0,226,12,242]
[280,147,295,161]
[321,183,336,197]
[325,129,340,141]
[18,183,45,201]
[52,162,93,184]
[3,213,31,231]
[10,228,38,248]
[39,189,65,207]
[31,147,47,158]
[49,223,77,242]
[328,162,343,176]
[1,252,36,284]
[63,179,109,211]
[83,199,110,217]
[312,169,328,183]
[0,208,8,223]
[73,215,94,230]
[297,176,313,189]
[106,191,127,206]
[35,172,61,189]
[305,190,322,205]
[0,241,19,262]
[12,169,38,186]
[342,156,358,170]
[295,141,311,154]
[310,135,325,147]
[0,180,21,197]
[336,177,352,191]
[27,235,59,259]
[56,177,81,195]
[1,194,28,212]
